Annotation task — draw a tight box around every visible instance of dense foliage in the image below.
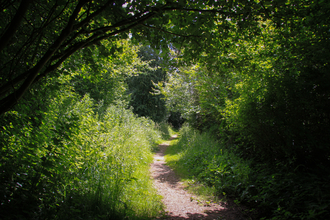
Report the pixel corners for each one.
[160,1,330,219]
[167,125,330,219]
[0,0,262,115]
[126,46,167,122]
[1,0,329,219]
[0,80,167,220]
[0,38,170,219]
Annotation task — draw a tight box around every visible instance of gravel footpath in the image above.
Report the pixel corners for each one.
[150,135,247,220]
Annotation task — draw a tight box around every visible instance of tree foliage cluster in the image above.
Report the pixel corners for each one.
[126,46,167,123]
[0,0,280,115]
[0,39,169,219]
[161,0,330,219]
[1,0,330,219]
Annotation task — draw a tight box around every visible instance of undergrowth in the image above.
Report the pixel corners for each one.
[0,93,166,219]
[165,125,251,203]
[165,124,330,219]
[155,122,176,144]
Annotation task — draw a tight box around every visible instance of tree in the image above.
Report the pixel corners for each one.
[126,46,167,122]
[70,39,144,115]
[0,38,163,220]
[156,65,200,126]
[158,2,330,218]
[0,0,272,115]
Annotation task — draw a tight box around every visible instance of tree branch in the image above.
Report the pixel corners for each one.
[29,10,162,88]
[54,1,114,58]
[0,0,90,115]
[86,12,158,45]
[0,0,32,53]
[73,0,115,31]
[0,1,140,97]
[53,9,159,62]
[86,2,172,34]
[0,1,234,115]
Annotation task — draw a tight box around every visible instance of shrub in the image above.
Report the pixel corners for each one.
[0,93,163,219]
[167,124,330,219]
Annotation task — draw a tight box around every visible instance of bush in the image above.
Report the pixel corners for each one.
[0,92,164,219]
[167,125,330,219]
[166,125,252,199]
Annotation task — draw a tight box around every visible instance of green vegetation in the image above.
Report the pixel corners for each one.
[165,125,330,219]
[0,39,168,219]
[1,0,329,219]
[0,92,166,219]
[127,46,167,123]
[165,125,251,203]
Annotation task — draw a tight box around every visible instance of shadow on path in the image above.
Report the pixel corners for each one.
[151,135,247,220]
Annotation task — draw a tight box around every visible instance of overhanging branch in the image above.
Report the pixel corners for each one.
[0,2,235,115]
[0,0,89,115]
[0,0,32,53]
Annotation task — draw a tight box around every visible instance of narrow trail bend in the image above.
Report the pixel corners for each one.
[150,135,246,220]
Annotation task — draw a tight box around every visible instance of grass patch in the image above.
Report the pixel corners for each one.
[152,122,177,151]
[164,131,222,203]
[183,180,219,203]
[164,139,186,177]
[166,125,254,208]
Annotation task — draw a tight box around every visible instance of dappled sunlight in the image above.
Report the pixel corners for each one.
[151,136,247,220]
[1,0,329,219]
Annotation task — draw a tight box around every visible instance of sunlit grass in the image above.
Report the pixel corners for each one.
[164,134,220,203]
[54,105,170,219]
[0,94,171,219]
[164,124,251,205]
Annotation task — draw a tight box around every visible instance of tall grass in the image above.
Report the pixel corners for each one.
[165,124,251,199]
[165,124,330,219]
[0,93,164,219]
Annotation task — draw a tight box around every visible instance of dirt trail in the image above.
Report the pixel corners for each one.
[150,135,246,220]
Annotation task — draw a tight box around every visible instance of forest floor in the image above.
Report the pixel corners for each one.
[150,135,248,220]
